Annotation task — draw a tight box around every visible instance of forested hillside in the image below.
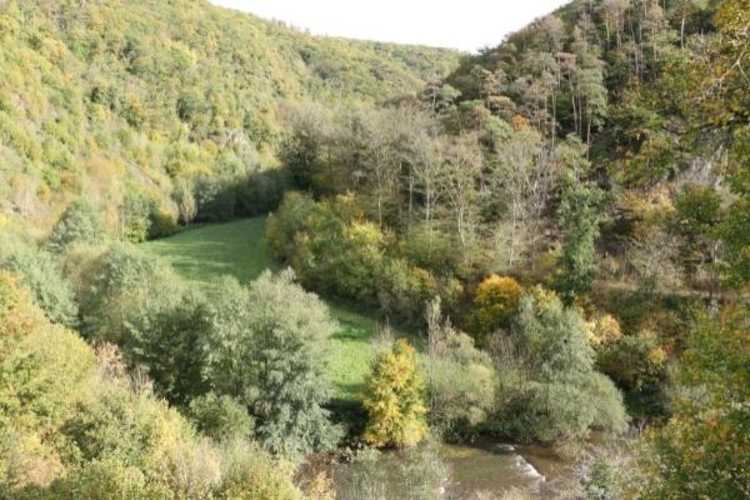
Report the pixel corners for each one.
[1,0,749,498]
[0,0,459,235]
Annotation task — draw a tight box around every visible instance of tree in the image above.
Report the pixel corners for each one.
[363,339,428,448]
[78,243,185,344]
[188,392,254,443]
[555,176,604,303]
[0,234,78,327]
[638,310,750,498]
[469,275,522,343]
[491,127,558,270]
[203,272,341,458]
[492,288,628,442]
[700,0,750,287]
[439,133,483,248]
[47,199,105,252]
[125,290,212,406]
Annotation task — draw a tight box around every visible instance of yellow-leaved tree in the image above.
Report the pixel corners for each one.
[363,339,427,448]
[470,274,522,344]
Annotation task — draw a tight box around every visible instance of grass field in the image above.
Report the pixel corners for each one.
[144,218,378,401]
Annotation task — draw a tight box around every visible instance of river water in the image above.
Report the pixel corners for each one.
[441,442,569,498]
[330,440,573,499]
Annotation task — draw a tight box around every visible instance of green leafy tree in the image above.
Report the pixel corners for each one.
[78,243,185,344]
[363,339,428,448]
[0,234,78,327]
[493,288,627,442]
[555,177,604,303]
[47,199,105,253]
[188,392,254,443]
[125,290,212,406]
[203,272,341,458]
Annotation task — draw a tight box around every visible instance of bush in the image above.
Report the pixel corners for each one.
[235,168,292,217]
[147,207,180,239]
[203,272,342,458]
[637,311,750,499]
[0,277,302,498]
[269,192,463,324]
[47,199,105,252]
[0,234,78,327]
[378,258,457,324]
[335,442,448,500]
[291,196,387,302]
[596,331,668,416]
[363,339,428,448]
[424,299,496,438]
[217,440,303,500]
[400,224,460,274]
[0,272,95,491]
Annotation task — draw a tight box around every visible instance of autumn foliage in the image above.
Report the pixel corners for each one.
[470,275,522,343]
[363,339,427,448]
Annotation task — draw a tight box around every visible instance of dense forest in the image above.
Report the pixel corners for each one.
[1,0,749,499]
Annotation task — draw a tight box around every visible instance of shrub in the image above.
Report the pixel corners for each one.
[147,207,180,239]
[597,331,667,393]
[265,191,317,259]
[195,176,237,223]
[378,259,449,324]
[335,442,448,500]
[294,197,387,302]
[424,299,496,438]
[585,314,623,347]
[400,224,460,274]
[0,272,95,491]
[203,272,342,458]
[217,440,303,500]
[269,192,464,325]
[0,234,78,327]
[235,168,292,217]
[47,199,105,252]
[363,339,428,448]
[596,331,668,416]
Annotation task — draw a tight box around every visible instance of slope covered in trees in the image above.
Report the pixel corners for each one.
[2,0,749,498]
[0,0,459,234]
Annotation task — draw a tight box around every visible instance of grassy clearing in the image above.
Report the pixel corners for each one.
[144,217,379,400]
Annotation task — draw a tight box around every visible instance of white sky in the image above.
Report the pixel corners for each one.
[209,1,570,53]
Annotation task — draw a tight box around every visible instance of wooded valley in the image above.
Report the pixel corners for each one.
[1,0,748,498]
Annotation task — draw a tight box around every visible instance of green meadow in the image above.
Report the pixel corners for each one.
[144,217,379,401]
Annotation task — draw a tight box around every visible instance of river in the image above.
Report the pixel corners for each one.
[330,440,574,499]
